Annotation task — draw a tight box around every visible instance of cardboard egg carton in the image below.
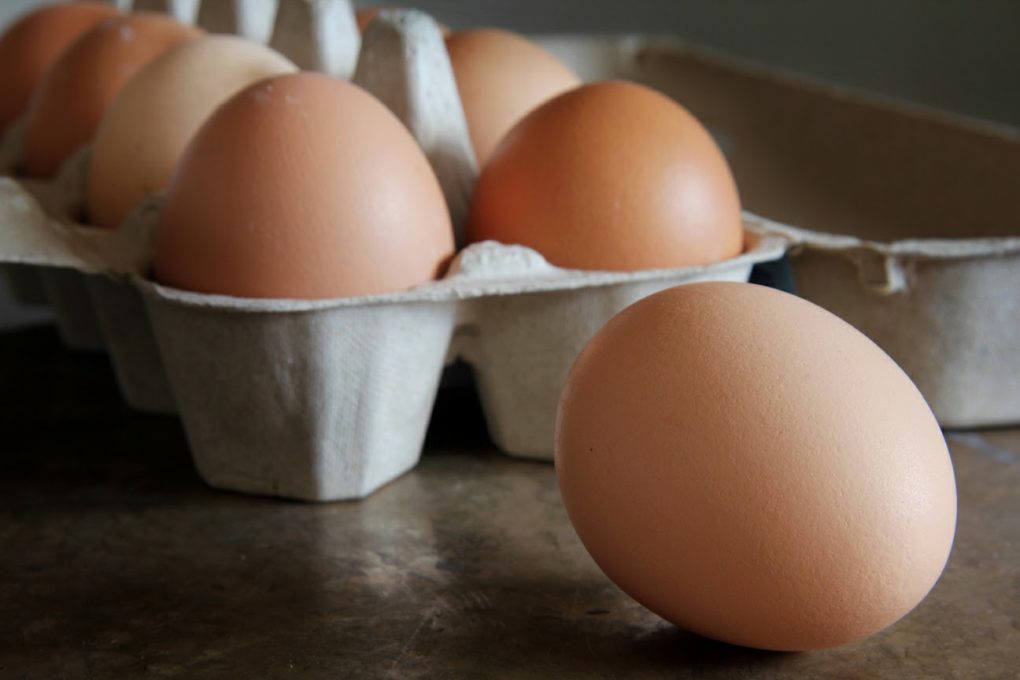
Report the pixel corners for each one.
[0,1,786,500]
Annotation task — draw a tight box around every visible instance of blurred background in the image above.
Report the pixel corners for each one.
[3,0,1017,126]
[1,0,1018,329]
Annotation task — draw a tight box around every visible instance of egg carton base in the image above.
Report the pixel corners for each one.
[144,291,457,502]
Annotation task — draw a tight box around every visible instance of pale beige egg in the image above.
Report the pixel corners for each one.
[446,28,580,165]
[87,35,296,229]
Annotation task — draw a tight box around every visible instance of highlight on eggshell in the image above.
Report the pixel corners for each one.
[445,27,580,165]
[0,1,119,133]
[86,35,297,230]
[152,72,455,300]
[19,11,202,179]
[467,80,744,271]
[555,281,957,651]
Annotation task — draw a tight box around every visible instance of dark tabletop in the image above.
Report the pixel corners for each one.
[1,325,1018,679]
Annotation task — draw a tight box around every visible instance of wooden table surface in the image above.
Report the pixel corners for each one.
[1,325,1018,679]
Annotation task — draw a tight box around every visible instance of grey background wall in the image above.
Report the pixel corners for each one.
[1,0,1018,327]
[3,0,1019,126]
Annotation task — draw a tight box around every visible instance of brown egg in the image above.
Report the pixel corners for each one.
[445,28,579,164]
[19,12,202,179]
[153,73,455,299]
[87,36,296,229]
[556,282,957,651]
[0,1,119,132]
[468,80,744,271]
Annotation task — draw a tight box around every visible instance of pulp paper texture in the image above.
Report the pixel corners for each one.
[9,2,1013,499]
[143,290,458,501]
[353,10,477,243]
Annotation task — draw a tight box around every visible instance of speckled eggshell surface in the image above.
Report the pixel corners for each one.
[153,73,455,300]
[19,12,201,179]
[555,282,957,651]
[446,28,580,164]
[87,35,297,229]
[467,81,744,271]
[0,1,119,132]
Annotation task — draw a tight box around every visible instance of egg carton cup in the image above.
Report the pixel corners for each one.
[141,283,458,501]
[536,34,1020,428]
[0,7,788,499]
[139,226,780,500]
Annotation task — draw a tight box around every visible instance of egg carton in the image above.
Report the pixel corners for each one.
[546,35,1020,428]
[0,181,782,499]
[0,3,786,499]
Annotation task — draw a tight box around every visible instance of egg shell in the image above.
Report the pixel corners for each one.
[153,72,455,299]
[445,28,580,164]
[86,35,296,229]
[555,281,957,651]
[0,1,119,132]
[468,80,744,271]
[19,12,202,179]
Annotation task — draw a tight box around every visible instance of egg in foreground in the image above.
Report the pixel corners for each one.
[153,72,454,299]
[555,282,957,651]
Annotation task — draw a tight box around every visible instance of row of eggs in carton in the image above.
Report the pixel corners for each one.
[0,0,787,500]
